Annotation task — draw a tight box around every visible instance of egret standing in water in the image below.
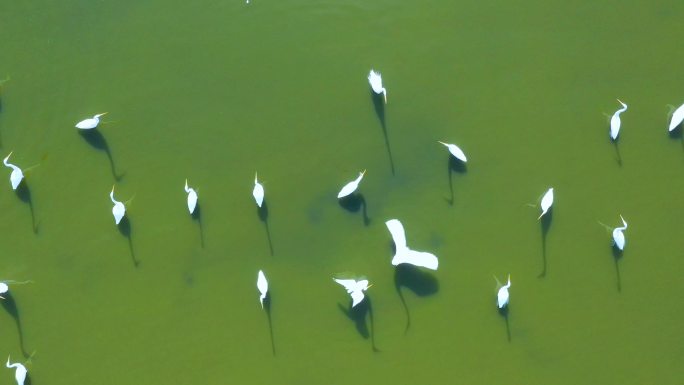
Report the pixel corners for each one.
[610,99,628,140]
[0,282,7,299]
[669,102,684,132]
[5,356,27,385]
[110,186,126,225]
[385,219,439,270]
[612,215,628,251]
[3,152,24,190]
[253,172,264,208]
[496,275,511,309]
[337,170,366,199]
[257,270,268,309]
[184,179,198,214]
[538,188,554,219]
[75,113,107,129]
[368,70,387,104]
[334,277,371,308]
[438,141,467,162]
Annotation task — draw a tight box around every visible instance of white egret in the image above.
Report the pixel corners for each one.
[609,99,628,140]
[257,270,268,308]
[538,188,554,220]
[3,152,24,190]
[337,170,366,199]
[438,141,467,162]
[368,69,387,104]
[184,179,198,214]
[253,172,264,208]
[496,275,511,309]
[385,219,439,270]
[5,356,27,385]
[669,103,684,132]
[75,113,107,129]
[0,282,7,299]
[334,278,371,308]
[612,215,628,251]
[110,186,126,225]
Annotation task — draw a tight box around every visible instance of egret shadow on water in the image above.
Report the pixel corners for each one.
[79,130,123,181]
[1,292,31,358]
[15,182,38,234]
[668,125,684,151]
[337,296,378,352]
[191,203,205,248]
[262,294,276,356]
[393,263,439,334]
[257,200,274,256]
[497,305,511,342]
[611,138,622,167]
[446,156,467,205]
[370,90,395,175]
[538,209,553,278]
[117,216,139,267]
[338,193,370,226]
[612,244,623,292]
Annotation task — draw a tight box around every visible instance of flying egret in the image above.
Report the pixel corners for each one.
[0,282,7,299]
[5,356,27,385]
[337,170,366,199]
[669,103,684,132]
[612,215,628,251]
[75,113,107,129]
[385,219,439,270]
[368,70,387,104]
[334,278,371,308]
[609,99,628,140]
[110,186,126,225]
[3,152,24,190]
[538,188,554,220]
[496,275,511,309]
[257,270,268,308]
[253,172,264,208]
[184,179,198,214]
[438,141,467,162]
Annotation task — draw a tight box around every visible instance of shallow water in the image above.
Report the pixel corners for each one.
[1,0,683,383]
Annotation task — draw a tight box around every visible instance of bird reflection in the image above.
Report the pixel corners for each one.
[370,90,394,175]
[338,193,370,226]
[1,292,31,358]
[539,208,552,278]
[257,200,274,256]
[393,263,439,334]
[446,155,467,205]
[117,216,138,267]
[337,296,378,352]
[79,130,122,181]
[15,182,38,234]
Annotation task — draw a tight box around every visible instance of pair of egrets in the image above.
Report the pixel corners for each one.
[610,99,684,140]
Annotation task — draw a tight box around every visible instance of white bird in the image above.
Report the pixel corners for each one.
[110,186,126,225]
[669,103,684,132]
[334,278,371,308]
[75,113,107,129]
[337,170,366,199]
[538,188,554,220]
[3,152,24,190]
[0,282,7,299]
[612,215,628,251]
[253,172,264,208]
[184,179,198,214]
[438,141,467,162]
[385,219,439,270]
[6,356,27,385]
[257,270,268,308]
[368,69,387,104]
[496,275,511,309]
[610,99,628,140]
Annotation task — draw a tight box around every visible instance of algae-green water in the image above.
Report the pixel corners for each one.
[1,1,683,384]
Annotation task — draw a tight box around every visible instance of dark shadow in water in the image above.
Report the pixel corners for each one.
[337,296,378,352]
[446,156,467,205]
[667,125,684,151]
[498,305,511,342]
[370,90,394,175]
[611,138,622,167]
[538,209,553,278]
[263,293,276,356]
[191,203,205,248]
[15,182,38,234]
[257,200,274,256]
[1,292,30,358]
[117,216,139,267]
[612,244,623,293]
[393,263,439,334]
[79,130,123,181]
[338,193,370,226]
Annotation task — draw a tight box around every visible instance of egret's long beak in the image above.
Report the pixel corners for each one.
[367,284,373,289]
[361,169,366,176]
[437,141,447,146]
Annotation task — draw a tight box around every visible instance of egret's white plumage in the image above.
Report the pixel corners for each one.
[669,103,684,132]
[110,187,126,225]
[184,179,198,214]
[257,270,268,308]
[6,356,27,385]
[497,275,511,309]
[3,152,23,190]
[75,113,107,129]
[539,188,554,220]
[0,282,7,299]
[385,219,439,270]
[438,141,467,162]
[334,278,371,308]
[368,69,387,103]
[610,99,628,140]
[253,172,264,208]
[612,215,628,251]
[337,170,366,199]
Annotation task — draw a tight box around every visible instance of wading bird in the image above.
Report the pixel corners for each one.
[612,215,628,251]
[257,270,268,308]
[337,170,366,199]
[496,275,511,309]
[253,172,264,208]
[538,188,554,220]
[385,219,439,270]
[610,99,628,140]
[5,356,27,385]
[110,186,126,225]
[3,152,23,190]
[0,282,7,299]
[75,113,107,129]
[184,179,198,214]
[669,103,684,132]
[438,141,467,162]
[368,70,387,104]
[334,277,371,308]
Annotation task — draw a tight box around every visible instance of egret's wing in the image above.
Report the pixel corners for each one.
[253,183,264,206]
[540,188,554,211]
[187,190,198,212]
[257,270,268,294]
[337,180,357,198]
[350,289,365,307]
[610,115,620,139]
[392,249,438,270]
[334,278,358,293]
[670,104,684,131]
[449,144,467,162]
[385,219,407,250]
